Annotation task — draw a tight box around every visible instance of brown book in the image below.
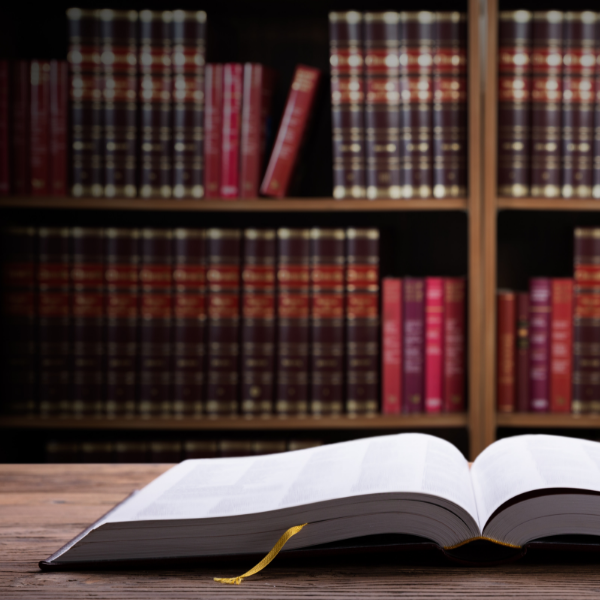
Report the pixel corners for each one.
[150,441,182,462]
[497,291,516,413]
[81,442,114,463]
[45,441,80,463]
[219,440,253,457]
[253,440,287,455]
[183,440,217,459]
[115,441,148,462]
[516,292,530,412]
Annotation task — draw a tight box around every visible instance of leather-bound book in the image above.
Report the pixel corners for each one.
[204,63,223,199]
[310,228,345,416]
[46,440,80,463]
[241,229,276,417]
[424,277,444,413]
[38,227,71,417]
[276,228,310,417]
[253,440,287,455]
[183,440,218,458]
[172,10,206,200]
[71,227,105,418]
[49,61,68,196]
[516,292,530,412]
[115,441,148,462]
[100,9,138,198]
[561,12,596,199]
[30,61,50,196]
[12,61,30,195]
[150,441,182,462]
[444,277,465,412]
[105,228,139,418]
[403,277,425,413]
[329,11,366,199]
[219,440,253,457]
[382,278,402,415]
[139,10,173,199]
[81,442,114,463]
[67,8,103,197]
[139,229,173,418]
[433,12,467,198]
[529,278,551,412]
[594,43,600,199]
[531,11,563,198]
[345,228,379,417]
[364,12,401,199]
[400,11,435,199]
[497,10,532,197]
[206,229,241,417]
[0,61,9,195]
[220,64,243,198]
[550,278,573,413]
[172,228,206,418]
[497,290,516,413]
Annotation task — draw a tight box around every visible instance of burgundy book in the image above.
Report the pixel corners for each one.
[49,61,68,196]
[443,277,465,412]
[328,11,366,199]
[172,10,206,199]
[220,63,243,198]
[433,12,467,198]
[400,11,434,199]
[529,278,551,412]
[100,9,138,198]
[516,292,530,412]
[276,228,310,417]
[105,228,139,418]
[403,277,425,413]
[139,10,173,198]
[38,227,71,418]
[345,228,379,417]
[204,63,223,199]
[424,277,444,413]
[12,61,31,195]
[382,278,401,414]
[206,229,241,417]
[550,278,573,413]
[0,61,8,195]
[71,227,105,417]
[497,10,532,197]
[497,291,516,413]
[139,229,173,417]
[260,65,322,197]
[172,228,206,418]
[240,64,276,198]
[530,11,563,198]
[364,12,401,199]
[241,229,276,416]
[30,61,50,196]
[310,228,345,416]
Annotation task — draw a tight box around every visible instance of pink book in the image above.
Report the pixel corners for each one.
[204,64,223,199]
[382,278,402,414]
[444,277,465,412]
[220,63,243,198]
[529,277,551,412]
[425,277,444,413]
[550,278,573,413]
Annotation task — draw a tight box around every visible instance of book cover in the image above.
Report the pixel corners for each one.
[516,292,530,412]
[49,61,68,196]
[220,63,243,198]
[425,277,444,413]
[497,291,516,413]
[382,278,401,414]
[529,277,551,412]
[30,61,50,196]
[204,63,224,198]
[403,277,425,413]
[444,277,465,412]
[550,278,573,413]
[0,61,8,195]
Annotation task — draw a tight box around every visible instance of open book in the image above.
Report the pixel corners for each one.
[41,433,600,569]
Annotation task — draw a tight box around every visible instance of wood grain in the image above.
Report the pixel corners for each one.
[498,198,600,211]
[497,412,600,428]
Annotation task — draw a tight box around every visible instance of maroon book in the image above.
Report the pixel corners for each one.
[443,277,465,412]
[12,61,31,195]
[204,63,223,199]
[516,292,530,412]
[0,61,8,195]
[403,277,425,413]
[497,291,516,413]
[49,61,68,196]
[30,61,50,196]
[529,278,551,412]
[220,63,243,198]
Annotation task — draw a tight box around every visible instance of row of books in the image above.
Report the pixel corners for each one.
[1,226,380,419]
[498,10,600,199]
[329,11,467,200]
[381,278,466,414]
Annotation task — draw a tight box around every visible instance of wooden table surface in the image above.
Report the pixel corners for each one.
[3,464,600,599]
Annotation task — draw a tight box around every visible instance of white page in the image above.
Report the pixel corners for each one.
[471,434,600,528]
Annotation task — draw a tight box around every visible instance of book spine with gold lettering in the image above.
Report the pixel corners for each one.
[444,277,465,412]
[382,277,401,414]
[30,60,51,196]
[403,277,424,413]
[204,63,223,199]
[529,277,551,412]
[241,229,276,416]
[221,63,243,198]
[424,277,444,413]
[497,290,516,413]
[276,228,310,417]
[550,277,573,413]
[594,43,600,199]
[49,60,69,196]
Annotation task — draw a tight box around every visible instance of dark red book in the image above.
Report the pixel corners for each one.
[240,64,276,198]
[529,277,551,412]
[204,64,223,199]
[206,229,241,417]
[310,228,345,416]
[424,277,444,413]
[403,277,425,413]
[328,11,366,199]
[382,278,401,414]
[497,290,516,413]
[12,61,31,195]
[550,278,573,413]
[172,10,206,199]
[443,277,465,412]
[30,60,50,196]
[345,228,379,417]
[49,61,68,196]
[0,60,8,195]
[276,228,310,417]
[260,65,322,197]
[220,63,243,198]
[241,229,276,416]
[516,292,530,412]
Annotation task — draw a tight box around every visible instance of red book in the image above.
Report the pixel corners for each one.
[497,290,516,413]
[516,292,530,412]
[382,278,402,414]
[444,277,465,412]
[403,277,425,413]
[529,277,551,412]
[424,277,444,413]
[0,60,8,195]
[220,64,243,198]
[49,61,68,196]
[550,278,573,413]
[30,61,50,196]
[204,63,223,198]
[240,64,276,198]
[12,61,30,195]
[260,65,322,197]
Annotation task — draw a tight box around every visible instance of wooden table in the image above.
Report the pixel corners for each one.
[3,465,600,599]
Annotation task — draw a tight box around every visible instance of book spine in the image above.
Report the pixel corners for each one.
[30,61,50,196]
[433,12,467,198]
[0,61,8,195]
[49,61,68,196]
[595,42,600,199]
[310,228,345,416]
[71,227,105,417]
[403,277,425,413]
[105,228,139,418]
[346,228,379,416]
[204,64,223,198]
[529,277,551,412]
[364,12,401,199]
[220,63,243,198]
[206,229,241,416]
[550,278,573,412]
[561,12,596,198]
[329,11,366,199]
[497,291,516,413]
[444,277,465,412]
[172,10,206,199]
[12,61,31,195]
[173,228,206,417]
[531,11,563,198]
[241,229,276,416]
[260,65,322,197]
[139,228,173,417]
[139,10,173,199]
[516,292,530,412]
[497,10,532,197]
[101,9,138,198]
[382,278,401,414]
[276,228,310,417]
[424,277,444,413]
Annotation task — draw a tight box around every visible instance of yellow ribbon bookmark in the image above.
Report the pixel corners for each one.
[214,523,308,585]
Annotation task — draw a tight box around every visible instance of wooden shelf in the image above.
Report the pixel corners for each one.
[0,414,468,431]
[497,413,600,429]
[497,197,600,211]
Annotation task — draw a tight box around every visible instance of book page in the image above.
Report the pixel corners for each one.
[471,434,600,528]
